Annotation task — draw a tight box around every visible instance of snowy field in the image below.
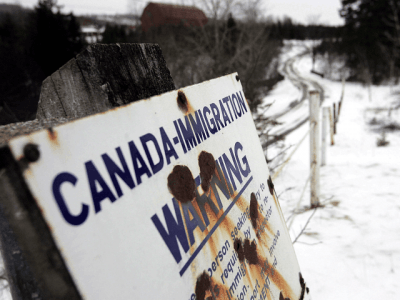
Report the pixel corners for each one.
[264,42,400,299]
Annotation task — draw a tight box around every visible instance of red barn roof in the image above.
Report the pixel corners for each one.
[141,2,208,32]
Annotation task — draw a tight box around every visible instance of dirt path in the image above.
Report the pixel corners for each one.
[257,52,325,148]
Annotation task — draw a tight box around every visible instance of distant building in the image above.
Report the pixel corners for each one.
[141,2,207,32]
[81,25,105,44]
[78,15,139,36]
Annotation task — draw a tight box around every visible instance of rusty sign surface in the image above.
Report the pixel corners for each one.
[8,73,311,300]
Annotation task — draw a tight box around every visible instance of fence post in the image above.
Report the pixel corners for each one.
[333,103,337,134]
[321,107,329,166]
[329,107,335,145]
[337,77,345,122]
[309,91,320,207]
[37,43,175,119]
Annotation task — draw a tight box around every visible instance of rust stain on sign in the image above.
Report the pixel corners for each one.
[244,239,258,265]
[193,159,296,298]
[250,192,258,230]
[47,127,60,146]
[199,151,215,192]
[177,90,195,115]
[280,291,291,300]
[234,238,258,265]
[195,271,223,300]
[299,272,308,300]
[195,271,211,300]
[267,176,274,196]
[167,165,196,203]
[189,186,296,300]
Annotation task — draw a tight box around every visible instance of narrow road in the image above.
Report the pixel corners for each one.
[256,52,324,148]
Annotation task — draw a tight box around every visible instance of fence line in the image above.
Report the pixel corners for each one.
[267,77,346,242]
[287,172,311,230]
[271,124,313,181]
[270,81,346,208]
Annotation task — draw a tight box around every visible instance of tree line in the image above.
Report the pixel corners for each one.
[316,0,400,85]
[3,0,390,126]
[0,0,83,124]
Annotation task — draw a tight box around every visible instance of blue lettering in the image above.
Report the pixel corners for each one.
[173,120,187,153]
[231,94,242,117]
[178,116,197,151]
[128,141,152,185]
[210,103,224,130]
[223,96,234,121]
[52,172,89,226]
[229,96,238,119]
[194,180,220,227]
[160,127,178,165]
[140,133,164,174]
[189,110,208,144]
[102,147,135,198]
[218,156,234,195]
[234,142,250,177]
[182,201,206,245]
[222,148,242,191]
[85,161,117,213]
[203,106,218,134]
[151,198,189,263]
[237,91,248,114]
[219,100,231,126]
[210,163,232,205]
[197,109,210,138]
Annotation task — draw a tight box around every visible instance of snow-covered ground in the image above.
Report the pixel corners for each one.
[263,41,400,299]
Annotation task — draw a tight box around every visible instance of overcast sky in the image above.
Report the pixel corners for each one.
[2,0,344,25]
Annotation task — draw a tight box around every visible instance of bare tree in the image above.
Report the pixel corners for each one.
[381,0,400,88]
[161,0,282,111]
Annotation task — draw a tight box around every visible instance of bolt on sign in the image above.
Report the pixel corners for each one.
[6,73,311,300]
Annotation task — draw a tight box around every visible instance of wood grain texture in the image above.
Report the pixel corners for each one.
[37,43,175,120]
[37,76,67,119]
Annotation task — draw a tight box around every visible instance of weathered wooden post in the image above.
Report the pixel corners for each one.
[329,107,335,146]
[321,107,329,166]
[337,77,345,122]
[333,103,337,134]
[36,43,175,119]
[309,91,320,207]
[0,43,175,300]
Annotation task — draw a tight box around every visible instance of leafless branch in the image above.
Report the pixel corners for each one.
[268,144,294,163]
[292,208,318,244]
[296,241,322,246]
[277,187,294,199]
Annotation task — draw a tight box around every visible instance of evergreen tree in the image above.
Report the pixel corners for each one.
[0,11,39,122]
[0,1,84,124]
[340,0,400,83]
[225,13,239,57]
[102,24,128,44]
[28,0,84,77]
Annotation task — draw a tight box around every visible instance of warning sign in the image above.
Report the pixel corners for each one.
[8,74,311,300]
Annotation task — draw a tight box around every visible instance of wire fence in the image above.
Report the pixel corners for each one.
[268,81,345,232]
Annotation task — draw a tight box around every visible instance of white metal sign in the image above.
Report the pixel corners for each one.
[9,74,310,300]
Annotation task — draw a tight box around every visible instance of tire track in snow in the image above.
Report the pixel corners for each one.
[261,52,324,148]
